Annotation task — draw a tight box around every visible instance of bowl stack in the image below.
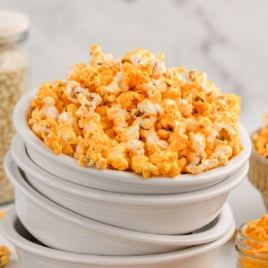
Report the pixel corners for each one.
[1,92,252,268]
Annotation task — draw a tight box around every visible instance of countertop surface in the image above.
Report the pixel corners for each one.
[0,175,265,268]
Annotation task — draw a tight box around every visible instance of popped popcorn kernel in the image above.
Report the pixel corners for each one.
[107,145,129,171]
[0,246,10,268]
[132,155,159,178]
[0,211,5,220]
[28,45,243,178]
[253,114,268,157]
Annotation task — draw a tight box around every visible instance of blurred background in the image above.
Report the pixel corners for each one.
[1,0,267,132]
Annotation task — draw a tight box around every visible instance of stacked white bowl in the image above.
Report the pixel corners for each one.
[1,92,252,268]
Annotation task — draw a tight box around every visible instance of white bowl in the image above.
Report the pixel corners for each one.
[10,137,246,235]
[5,151,235,254]
[13,91,252,194]
[1,207,235,268]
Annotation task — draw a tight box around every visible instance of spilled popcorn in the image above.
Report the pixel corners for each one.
[253,114,268,158]
[0,211,10,268]
[0,247,9,268]
[28,45,243,178]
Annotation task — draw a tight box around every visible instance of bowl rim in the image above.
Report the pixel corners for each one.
[1,206,235,264]
[11,134,248,204]
[13,91,251,186]
[4,151,234,246]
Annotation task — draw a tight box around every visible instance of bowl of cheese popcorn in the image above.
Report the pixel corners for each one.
[1,207,235,268]
[13,45,251,195]
[248,114,268,210]
[11,134,244,235]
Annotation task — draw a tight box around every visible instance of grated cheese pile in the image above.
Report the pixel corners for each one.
[239,215,268,267]
[253,114,268,158]
[28,45,243,178]
[243,215,268,250]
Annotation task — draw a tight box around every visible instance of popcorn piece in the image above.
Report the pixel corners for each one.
[213,145,233,164]
[58,111,74,125]
[108,106,130,133]
[146,128,169,149]
[137,99,162,117]
[118,91,144,111]
[28,45,242,178]
[0,211,4,220]
[253,114,268,157]
[126,140,145,155]
[148,143,181,177]
[0,246,10,268]
[107,145,129,171]
[42,96,59,119]
[190,133,206,156]
[185,158,204,174]
[132,155,159,178]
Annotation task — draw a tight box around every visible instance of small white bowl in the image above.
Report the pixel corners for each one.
[5,151,234,255]
[1,207,235,268]
[13,91,251,194]
[11,135,246,235]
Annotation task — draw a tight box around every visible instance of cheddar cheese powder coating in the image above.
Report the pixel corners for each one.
[0,211,4,220]
[0,247,9,268]
[253,114,268,157]
[28,45,242,178]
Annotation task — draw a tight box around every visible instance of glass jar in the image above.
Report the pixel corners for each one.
[236,223,268,268]
[0,10,30,204]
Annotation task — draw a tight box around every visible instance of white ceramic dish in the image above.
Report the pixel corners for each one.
[13,92,251,195]
[1,207,235,268]
[11,135,245,234]
[5,151,234,254]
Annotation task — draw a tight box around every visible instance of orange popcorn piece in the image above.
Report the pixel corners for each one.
[132,155,159,178]
[253,114,268,157]
[0,246,10,268]
[0,211,5,220]
[28,45,242,178]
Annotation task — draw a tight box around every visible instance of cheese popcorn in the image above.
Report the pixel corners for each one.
[0,246,10,268]
[253,114,268,157]
[28,45,243,178]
